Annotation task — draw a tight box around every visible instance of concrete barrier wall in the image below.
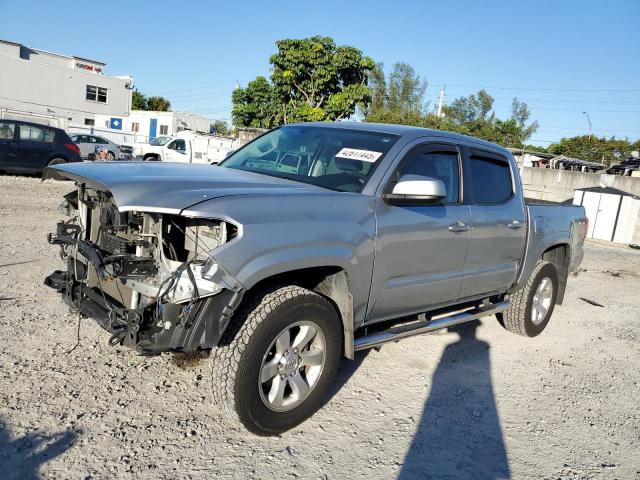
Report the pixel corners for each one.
[520,167,640,202]
[520,167,640,245]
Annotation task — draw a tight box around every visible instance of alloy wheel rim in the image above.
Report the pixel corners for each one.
[258,320,326,412]
[531,276,553,325]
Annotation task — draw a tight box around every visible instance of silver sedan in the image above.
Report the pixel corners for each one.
[70,134,122,160]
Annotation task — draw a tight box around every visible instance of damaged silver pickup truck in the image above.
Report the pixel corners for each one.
[45,122,587,435]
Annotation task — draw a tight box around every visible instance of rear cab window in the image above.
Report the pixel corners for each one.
[464,148,513,204]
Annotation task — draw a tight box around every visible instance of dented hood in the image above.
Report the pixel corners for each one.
[44,161,323,214]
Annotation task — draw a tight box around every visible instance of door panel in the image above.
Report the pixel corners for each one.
[369,202,471,321]
[368,142,470,322]
[16,124,54,171]
[149,119,157,140]
[592,193,621,241]
[459,148,526,298]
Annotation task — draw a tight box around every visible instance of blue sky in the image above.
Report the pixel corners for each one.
[1,0,639,146]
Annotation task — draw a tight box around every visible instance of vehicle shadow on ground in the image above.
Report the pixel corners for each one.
[0,417,77,480]
[322,349,371,408]
[398,321,510,480]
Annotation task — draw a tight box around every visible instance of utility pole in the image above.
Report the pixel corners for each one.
[437,85,446,118]
[582,111,592,139]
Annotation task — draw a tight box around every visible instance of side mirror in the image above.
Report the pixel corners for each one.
[382,174,446,205]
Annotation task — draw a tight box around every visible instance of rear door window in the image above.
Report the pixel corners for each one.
[0,122,16,140]
[465,150,513,204]
[19,125,45,142]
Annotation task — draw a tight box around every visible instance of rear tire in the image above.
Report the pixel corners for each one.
[209,285,342,436]
[107,151,115,161]
[498,260,559,337]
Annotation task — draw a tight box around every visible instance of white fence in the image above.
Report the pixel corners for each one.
[68,124,150,145]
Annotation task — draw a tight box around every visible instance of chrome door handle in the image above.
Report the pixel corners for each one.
[508,219,524,229]
[448,221,470,233]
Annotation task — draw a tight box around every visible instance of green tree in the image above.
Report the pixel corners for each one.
[443,89,495,124]
[232,76,280,128]
[146,96,171,111]
[233,36,375,126]
[132,90,147,110]
[548,135,636,165]
[366,62,428,120]
[210,119,230,136]
[510,98,538,142]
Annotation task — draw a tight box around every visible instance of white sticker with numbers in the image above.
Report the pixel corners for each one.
[335,148,382,163]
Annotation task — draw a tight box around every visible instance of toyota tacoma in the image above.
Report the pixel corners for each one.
[44,122,587,435]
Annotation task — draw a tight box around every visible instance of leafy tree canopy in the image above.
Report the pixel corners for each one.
[366,62,428,118]
[132,90,147,110]
[233,36,375,127]
[131,90,171,111]
[547,135,640,165]
[366,77,539,149]
[146,96,171,112]
[210,119,231,136]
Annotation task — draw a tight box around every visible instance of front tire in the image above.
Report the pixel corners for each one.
[498,260,559,337]
[209,285,342,435]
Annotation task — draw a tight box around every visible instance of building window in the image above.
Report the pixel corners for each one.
[84,118,95,126]
[131,122,140,133]
[86,85,108,103]
[159,125,169,135]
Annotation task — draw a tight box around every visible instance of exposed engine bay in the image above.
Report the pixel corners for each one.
[45,185,244,355]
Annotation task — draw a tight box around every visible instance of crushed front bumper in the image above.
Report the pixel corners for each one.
[45,263,242,355]
[45,220,244,355]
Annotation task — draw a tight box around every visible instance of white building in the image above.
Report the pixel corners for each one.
[0,39,133,127]
[92,110,211,143]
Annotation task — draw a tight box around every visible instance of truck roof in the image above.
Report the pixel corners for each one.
[292,121,510,154]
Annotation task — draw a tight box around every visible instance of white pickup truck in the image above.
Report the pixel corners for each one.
[124,131,236,165]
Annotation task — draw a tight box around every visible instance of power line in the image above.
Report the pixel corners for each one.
[169,89,235,101]
[157,79,240,95]
[431,83,640,93]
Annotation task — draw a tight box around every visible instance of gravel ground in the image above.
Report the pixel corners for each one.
[0,174,639,480]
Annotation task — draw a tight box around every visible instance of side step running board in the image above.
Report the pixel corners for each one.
[353,300,511,351]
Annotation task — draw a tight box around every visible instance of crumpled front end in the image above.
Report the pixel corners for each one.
[45,184,244,355]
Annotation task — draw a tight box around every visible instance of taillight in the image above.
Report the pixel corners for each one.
[64,143,80,155]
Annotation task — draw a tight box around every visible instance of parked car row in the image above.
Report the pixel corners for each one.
[0,118,235,174]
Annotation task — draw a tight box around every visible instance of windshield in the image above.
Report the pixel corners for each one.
[149,136,171,146]
[220,126,399,192]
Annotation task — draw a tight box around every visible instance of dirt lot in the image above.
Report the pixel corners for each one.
[0,174,639,480]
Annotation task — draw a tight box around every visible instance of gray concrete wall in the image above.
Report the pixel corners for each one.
[520,167,640,244]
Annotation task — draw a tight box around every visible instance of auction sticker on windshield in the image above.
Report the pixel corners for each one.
[335,148,383,162]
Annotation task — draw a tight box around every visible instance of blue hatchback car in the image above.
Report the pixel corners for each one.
[0,119,82,174]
